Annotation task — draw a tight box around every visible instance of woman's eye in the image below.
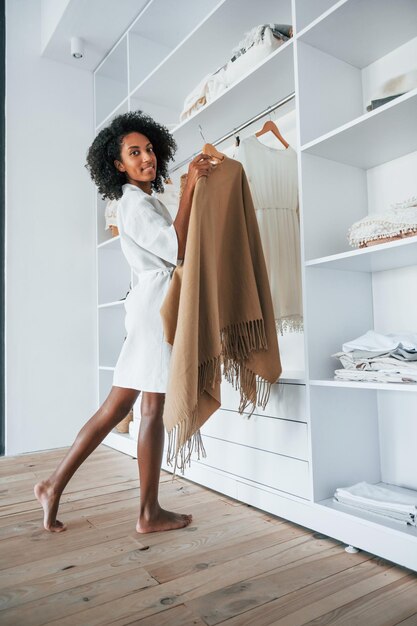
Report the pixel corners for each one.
[148,147,153,153]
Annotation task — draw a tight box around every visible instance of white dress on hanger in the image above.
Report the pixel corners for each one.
[112,183,178,393]
[234,136,303,334]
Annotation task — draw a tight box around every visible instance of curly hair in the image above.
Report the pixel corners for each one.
[85,111,177,200]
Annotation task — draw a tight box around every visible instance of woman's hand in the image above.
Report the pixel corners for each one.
[184,153,214,194]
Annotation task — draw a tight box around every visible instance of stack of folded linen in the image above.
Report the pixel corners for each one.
[334,481,417,526]
[332,330,417,383]
[347,195,417,248]
[180,24,292,122]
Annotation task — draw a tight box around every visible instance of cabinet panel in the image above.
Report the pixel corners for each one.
[221,380,306,422]
[99,369,114,405]
[95,36,128,128]
[198,436,310,499]
[98,304,126,368]
[128,0,218,92]
[201,408,309,460]
[309,386,380,502]
[295,0,339,33]
[98,246,131,305]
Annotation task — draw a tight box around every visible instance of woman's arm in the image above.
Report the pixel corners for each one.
[173,153,213,259]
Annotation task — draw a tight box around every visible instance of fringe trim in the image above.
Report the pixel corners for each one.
[222,360,272,415]
[166,414,208,479]
[276,315,304,336]
[166,319,274,476]
[350,228,417,248]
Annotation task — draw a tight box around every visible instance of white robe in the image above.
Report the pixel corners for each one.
[112,183,178,392]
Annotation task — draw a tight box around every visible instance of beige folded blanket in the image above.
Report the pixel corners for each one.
[160,156,281,474]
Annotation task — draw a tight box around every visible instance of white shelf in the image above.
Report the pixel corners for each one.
[99,366,115,371]
[171,41,295,167]
[306,236,417,273]
[301,88,417,169]
[319,494,417,538]
[98,235,120,249]
[310,380,417,393]
[103,430,137,457]
[98,300,126,309]
[280,370,306,384]
[297,0,417,68]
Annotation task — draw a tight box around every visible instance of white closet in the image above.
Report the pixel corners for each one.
[94,0,417,571]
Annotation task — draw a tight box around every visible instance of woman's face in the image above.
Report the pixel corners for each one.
[114,132,157,191]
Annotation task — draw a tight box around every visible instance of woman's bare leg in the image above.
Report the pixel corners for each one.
[34,386,139,532]
[136,392,192,533]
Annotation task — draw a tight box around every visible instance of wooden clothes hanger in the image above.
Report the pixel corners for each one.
[255,119,289,149]
[198,124,225,163]
[202,142,225,162]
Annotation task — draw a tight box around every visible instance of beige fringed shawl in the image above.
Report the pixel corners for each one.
[160,156,282,474]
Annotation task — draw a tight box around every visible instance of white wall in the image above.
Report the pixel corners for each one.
[6,0,96,455]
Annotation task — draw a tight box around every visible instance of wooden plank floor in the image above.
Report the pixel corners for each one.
[1,445,417,626]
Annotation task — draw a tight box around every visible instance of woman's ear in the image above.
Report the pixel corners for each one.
[114,159,125,173]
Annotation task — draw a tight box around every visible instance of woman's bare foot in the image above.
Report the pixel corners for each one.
[136,505,192,533]
[34,479,67,532]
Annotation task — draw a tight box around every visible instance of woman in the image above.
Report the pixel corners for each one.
[34,111,214,533]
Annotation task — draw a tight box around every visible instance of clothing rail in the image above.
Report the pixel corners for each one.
[169,91,296,174]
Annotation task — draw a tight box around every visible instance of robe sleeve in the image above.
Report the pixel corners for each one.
[120,191,178,266]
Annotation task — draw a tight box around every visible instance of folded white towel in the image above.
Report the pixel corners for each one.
[334,498,415,525]
[342,330,417,353]
[333,352,417,374]
[334,481,417,516]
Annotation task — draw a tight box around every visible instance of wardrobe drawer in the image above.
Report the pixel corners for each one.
[221,380,306,422]
[199,436,310,499]
[201,409,309,460]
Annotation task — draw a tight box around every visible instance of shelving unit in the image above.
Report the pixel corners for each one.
[92,0,417,571]
[301,88,417,169]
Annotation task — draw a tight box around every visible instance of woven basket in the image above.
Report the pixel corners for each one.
[110,225,119,237]
[115,408,134,433]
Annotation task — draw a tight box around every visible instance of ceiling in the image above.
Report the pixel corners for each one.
[41,0,150,72]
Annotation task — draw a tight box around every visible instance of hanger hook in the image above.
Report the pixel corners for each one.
[232,127,240,147]
[198,124,207,143]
